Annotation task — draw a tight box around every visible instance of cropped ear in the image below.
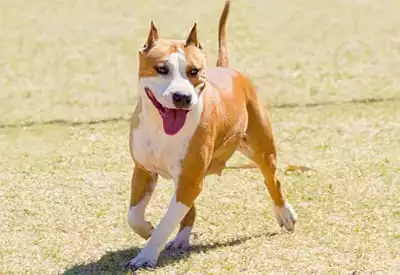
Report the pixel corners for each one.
[185,23,202,48]
[143,21,159,51]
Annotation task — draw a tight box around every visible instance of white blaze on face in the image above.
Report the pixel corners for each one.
[139,49,199,109]
[139,48,202,136]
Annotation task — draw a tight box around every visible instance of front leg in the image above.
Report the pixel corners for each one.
[126,138,211,271]
[127,165,158,239]
[125,182,202,271]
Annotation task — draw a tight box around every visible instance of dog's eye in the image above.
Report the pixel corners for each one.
[189,68,200,77]
[155,66,169,75]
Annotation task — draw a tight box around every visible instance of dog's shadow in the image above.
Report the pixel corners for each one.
[62,232,277,274]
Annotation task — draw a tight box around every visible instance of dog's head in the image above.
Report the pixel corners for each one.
[138,22,207,136]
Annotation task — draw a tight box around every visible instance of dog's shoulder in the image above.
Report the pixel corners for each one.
[206,67,252,92]
[206,67,238,91]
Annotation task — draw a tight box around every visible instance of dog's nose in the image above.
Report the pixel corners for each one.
[172,92,192,108]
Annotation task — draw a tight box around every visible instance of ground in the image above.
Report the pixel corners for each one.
[0,0,399,274]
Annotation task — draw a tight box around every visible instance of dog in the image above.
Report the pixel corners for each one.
[126,0,297,270]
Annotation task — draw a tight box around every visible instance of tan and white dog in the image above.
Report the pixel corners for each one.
[126,0,297,270]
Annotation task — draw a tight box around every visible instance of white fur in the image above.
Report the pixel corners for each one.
[126,195,190,270]
[166,226,192,250]
[131,50,203,180]
[127,194,154,239]
[274,202,297,231]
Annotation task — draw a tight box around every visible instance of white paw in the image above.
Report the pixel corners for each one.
[166,226,192,250]
[274,202,297,232]
[132,221,154,240]
[125,246,159,271]
[127,208,154,239]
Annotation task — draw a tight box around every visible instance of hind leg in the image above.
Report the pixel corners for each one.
[257,153,297,231]
[166,205,195,250]
[240,99,297,231]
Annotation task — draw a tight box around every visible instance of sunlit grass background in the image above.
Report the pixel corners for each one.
[0,0,399,274]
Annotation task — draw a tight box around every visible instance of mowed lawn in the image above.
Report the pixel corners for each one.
[1,0,400,274]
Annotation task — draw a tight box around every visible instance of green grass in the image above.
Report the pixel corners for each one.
[1,0,400,274]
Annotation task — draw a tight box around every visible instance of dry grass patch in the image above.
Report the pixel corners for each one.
[1,0,400,124]
[1,102,399,274]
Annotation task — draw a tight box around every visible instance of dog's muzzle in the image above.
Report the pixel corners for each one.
[172,92,192,109]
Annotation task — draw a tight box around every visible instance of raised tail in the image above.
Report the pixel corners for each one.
[216,0,231,67]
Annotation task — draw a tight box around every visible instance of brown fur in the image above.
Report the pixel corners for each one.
[175,67,287,232]
[129,165,157,208]
[217,0,231,67]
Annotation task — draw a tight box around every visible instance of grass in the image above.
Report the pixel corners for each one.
[0,0,400,274]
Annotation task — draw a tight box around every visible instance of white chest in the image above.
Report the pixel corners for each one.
[131,124,190,179]
[130,99,202,180]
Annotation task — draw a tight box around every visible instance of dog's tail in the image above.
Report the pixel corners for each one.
[216,0,230,67]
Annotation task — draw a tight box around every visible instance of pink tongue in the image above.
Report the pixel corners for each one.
[162,108,188,135]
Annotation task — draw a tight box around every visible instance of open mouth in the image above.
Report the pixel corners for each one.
[145,87,189,136]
